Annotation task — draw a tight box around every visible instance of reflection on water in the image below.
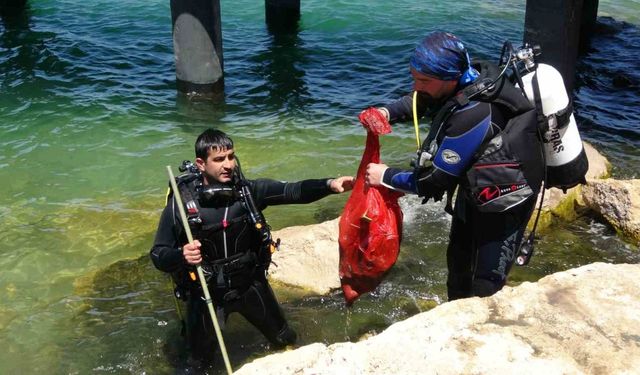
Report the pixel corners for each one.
[247,28,310,114]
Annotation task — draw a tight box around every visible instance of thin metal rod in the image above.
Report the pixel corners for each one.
[166,166,233,375]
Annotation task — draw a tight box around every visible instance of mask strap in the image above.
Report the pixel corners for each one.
[458,51,479,86]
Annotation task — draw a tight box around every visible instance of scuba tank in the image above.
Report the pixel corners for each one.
[518,63,589,192]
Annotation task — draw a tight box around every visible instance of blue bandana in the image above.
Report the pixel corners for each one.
[410,31,479,87]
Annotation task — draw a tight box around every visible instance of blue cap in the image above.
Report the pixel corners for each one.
[410,31,479,87]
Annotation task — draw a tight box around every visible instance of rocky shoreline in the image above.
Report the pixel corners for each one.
[249,141,639,373]
[237,262,640,374]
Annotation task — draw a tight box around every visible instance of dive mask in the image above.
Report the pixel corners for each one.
[198,183,239,206]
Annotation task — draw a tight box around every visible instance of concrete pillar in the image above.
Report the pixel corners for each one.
[0,0,27,18]
[0,0,27,9]
[0,0,29,31]
[524,0,583,93]
[579,0,599,53]
[265,0,300,33]
[171,0,224,98]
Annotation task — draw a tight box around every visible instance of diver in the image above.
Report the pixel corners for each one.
[361,31,545,300]
[150,128,354,362]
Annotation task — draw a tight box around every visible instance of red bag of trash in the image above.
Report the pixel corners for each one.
[338,108,404,306]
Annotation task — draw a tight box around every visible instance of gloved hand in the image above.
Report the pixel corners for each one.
[414,166,448,203]
[358,107,391,135]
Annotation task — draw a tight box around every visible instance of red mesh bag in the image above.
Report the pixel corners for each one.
[338,108,404,306]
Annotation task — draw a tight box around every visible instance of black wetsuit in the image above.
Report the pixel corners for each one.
[150,176,335,358]
[381,89,541,300]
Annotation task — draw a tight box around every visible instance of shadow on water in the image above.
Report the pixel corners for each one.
[174,93,228,129]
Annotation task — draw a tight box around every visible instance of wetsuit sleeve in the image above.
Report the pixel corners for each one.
[248,178,334,209]
[149,196,186,273]
[381,93,430,124]
[415,101,492,200]
[381,168,418,194]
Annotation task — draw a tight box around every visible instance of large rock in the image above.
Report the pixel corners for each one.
[269,218,340,294]
[237,263,640,374]
[582,179,640,244]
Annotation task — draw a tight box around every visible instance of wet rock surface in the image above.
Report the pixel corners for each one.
[239,263,640,374]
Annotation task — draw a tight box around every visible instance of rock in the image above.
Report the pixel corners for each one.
[582,179,640,244]
[236,263,640,374]
[533,142,610,230]
[269,218,340,294]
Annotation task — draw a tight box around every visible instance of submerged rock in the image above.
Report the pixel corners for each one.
[582,178,640,245]
[237,263,640,374]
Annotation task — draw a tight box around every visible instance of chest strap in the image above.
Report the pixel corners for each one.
[200,215,247,232]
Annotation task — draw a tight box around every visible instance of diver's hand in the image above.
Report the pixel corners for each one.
[365,163,388,187]
[182,240,202,265]
[358,107,391,134]
[329,176,355,193]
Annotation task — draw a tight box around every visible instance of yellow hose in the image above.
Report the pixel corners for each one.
[412,90,421,150]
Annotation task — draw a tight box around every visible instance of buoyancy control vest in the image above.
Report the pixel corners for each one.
[420,60,545,213]
[168,169,274,299]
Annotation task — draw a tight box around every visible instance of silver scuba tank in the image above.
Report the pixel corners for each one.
[519,63,589,192]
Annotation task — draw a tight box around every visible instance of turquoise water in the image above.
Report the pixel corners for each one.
[1,0,639,373]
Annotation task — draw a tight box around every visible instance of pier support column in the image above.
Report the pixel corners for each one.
[171,0,223,98]
[0,0,27,18]
[580,0,599,52]
[0,0,28,31]
[524,0,584,93]
[265,0,300,33]
[0,0,27,9]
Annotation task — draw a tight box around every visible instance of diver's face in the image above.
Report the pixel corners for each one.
[411,67,458,100]
[196,147,236,184]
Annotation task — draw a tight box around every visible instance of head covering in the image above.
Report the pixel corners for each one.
[410,31,479,87]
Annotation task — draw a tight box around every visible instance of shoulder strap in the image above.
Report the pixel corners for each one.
[531,72,549,133]
[169,175,203,231]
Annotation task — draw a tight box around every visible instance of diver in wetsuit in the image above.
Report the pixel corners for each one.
[362,31,544,300]
[150,128,354,360]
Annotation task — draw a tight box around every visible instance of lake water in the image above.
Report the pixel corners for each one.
[1,0,638,373]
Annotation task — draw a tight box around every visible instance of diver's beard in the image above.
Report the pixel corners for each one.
[417,92,449,114]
